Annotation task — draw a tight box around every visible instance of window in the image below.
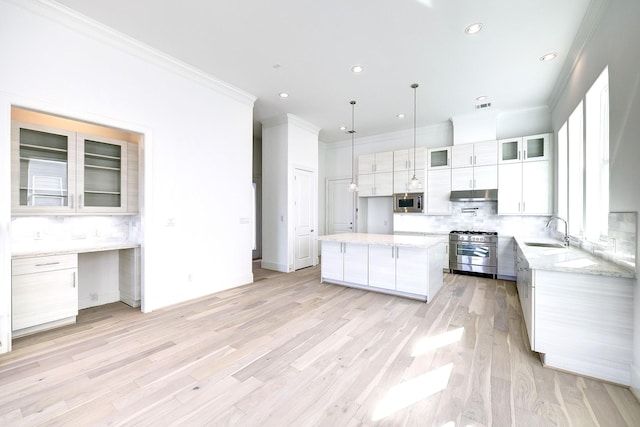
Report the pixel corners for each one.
[557,67,609,242]
[568,101,584,237]
[584,68,609,241]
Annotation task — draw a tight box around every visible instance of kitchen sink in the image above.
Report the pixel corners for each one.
[524,241,566,248]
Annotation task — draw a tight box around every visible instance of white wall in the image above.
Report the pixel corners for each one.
[549,0,640,394]
[261,114,319,272]
[0,0,256,351]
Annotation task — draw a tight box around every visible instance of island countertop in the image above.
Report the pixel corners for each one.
[319,232,446,248]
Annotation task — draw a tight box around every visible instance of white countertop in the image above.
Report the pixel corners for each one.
[514,236,635,279]
[319,233,445,248]
[12,241,141,258]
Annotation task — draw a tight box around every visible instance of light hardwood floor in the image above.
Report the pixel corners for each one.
[1,263,639,426]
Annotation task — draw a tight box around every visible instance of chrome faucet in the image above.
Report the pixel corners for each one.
[546,216,570,247]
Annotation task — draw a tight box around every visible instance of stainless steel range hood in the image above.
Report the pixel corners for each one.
[449,189,498,202]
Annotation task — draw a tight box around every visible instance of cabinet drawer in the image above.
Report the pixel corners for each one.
[12,253,78,275]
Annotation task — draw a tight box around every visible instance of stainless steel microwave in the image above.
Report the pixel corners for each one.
[393,192,423,213]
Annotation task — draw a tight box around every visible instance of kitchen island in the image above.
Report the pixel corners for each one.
[319,233,446,302]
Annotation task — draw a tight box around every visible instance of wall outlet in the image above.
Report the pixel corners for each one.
[33,231,42,240]
[187,273,193,282]
[90,293,99,301]
[93,228,100,237]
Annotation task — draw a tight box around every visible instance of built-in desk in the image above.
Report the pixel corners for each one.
[11,242,141,337]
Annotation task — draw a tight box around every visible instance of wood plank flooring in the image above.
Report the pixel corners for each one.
[1,263,639,426]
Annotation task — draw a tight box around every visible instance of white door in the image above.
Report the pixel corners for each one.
[294,168,314,270]
[327,178,355,234]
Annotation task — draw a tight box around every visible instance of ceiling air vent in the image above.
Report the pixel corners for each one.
[475,102,492,110]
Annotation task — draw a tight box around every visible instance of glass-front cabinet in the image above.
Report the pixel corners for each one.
[498,133,550,164]
[11,121,130,214]
[78,134,127,212]
[427,146,451,170]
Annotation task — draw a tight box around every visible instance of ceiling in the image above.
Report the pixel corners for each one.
[54,0,592,143]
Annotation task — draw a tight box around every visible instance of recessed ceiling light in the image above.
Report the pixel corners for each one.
[351,65,364,73]
[339,125,347,131]
[540,52,557,62]
[465,23,483,35]
[476,95,488,101]
[397,113,405,119]
[278,92,289,98]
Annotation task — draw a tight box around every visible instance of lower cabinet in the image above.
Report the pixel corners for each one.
[322,240,444,301]
[11,254,78,336]
[497,236,516,279]
[321,241,368,286]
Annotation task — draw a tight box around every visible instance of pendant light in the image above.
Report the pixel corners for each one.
[409,83,421,190]
[348,100,359,192]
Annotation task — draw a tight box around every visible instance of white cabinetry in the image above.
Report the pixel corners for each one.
[426,169,452,215]
[498,133,550,164]
[321,241,368,285]
[427,146,451,170]
[11,121,138,215]
[498,133,552,215]
[515,246,534,349]
[368,246,397,290]
[451,140,497,168]
[358,151,393,197]
[369,244,443,298]
[394,148,425,172]
[451,141,498,191]
[11,254,78,337]
[499,161,552,215]
[394,168,425,193]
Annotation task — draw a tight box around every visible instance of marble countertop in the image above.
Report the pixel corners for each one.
[514,236,635,279]
[319,233,446,248]
[12,241,140,258]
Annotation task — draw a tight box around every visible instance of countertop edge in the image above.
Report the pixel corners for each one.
[319,233,446,248]
[12,242,141,258]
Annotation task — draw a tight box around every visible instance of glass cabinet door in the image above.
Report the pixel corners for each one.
[498,137,522,163]
[523,134,550,161]
[12,122,75,212]
[427,147,451,169]
[78,135,128,212]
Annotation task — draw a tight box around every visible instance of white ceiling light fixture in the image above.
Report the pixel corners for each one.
[540,52,558,62]
[278,92,289,98]
[339,125,347,131]
[476,95,488,101]
[409,83,421,190]
[464,23,483,35]
[351,65,364,73]
[348,100,359,192]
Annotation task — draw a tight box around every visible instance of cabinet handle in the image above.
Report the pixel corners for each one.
[469,155,473,165]
[36,261,60,267]
[70,195,74,209]
[522,202,525,212]
[474,155,477,165]
[79,194,83,209]
[518,151,521,160]
[73,271,76,288]
[523,150,527,159]
[396,247,399,259]
[518,202,521,212]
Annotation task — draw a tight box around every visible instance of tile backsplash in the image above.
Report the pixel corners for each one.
[394,201,551,237]
[11,215,140,248]
[394,202,637,273]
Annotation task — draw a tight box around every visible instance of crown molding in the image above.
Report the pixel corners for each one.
[260,113,320,135]
[7,0,257,106]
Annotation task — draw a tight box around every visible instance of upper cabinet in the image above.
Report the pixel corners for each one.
[427,146,451,170]
[498,133,553,215]
[498,133,550,164]
[358,151,393,174]
[394,148,426,172]
[451,140,498,168]
[11,121,138,215]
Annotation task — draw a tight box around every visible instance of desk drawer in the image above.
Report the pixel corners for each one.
[12,254,78,275]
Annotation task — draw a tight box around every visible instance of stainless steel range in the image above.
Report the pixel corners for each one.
[449,230,498,278]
